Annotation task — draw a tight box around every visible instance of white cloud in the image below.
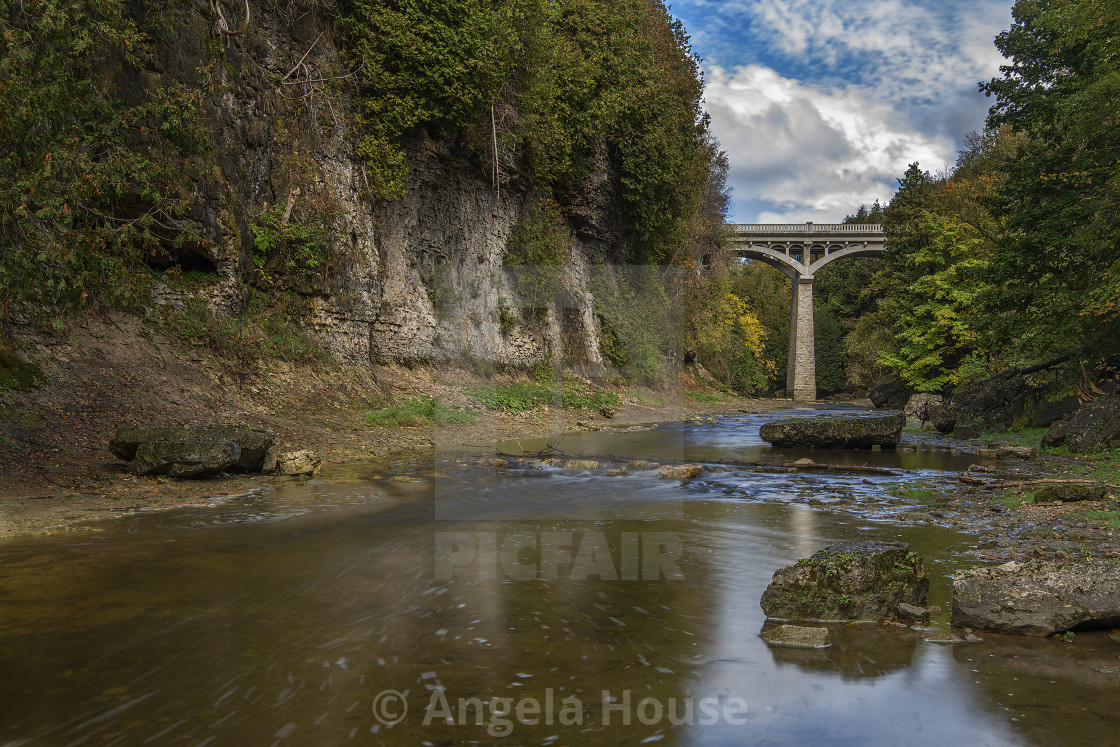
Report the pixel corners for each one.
[705,65,953,222]
[671,0,1013,221]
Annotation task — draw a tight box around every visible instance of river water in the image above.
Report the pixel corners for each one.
[1,408,1116,745]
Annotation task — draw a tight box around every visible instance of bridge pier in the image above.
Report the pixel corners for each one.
[787,275,816,401]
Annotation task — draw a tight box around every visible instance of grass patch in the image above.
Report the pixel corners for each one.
[1056,450,1120,483]
[985,425,1049,444]
[684,391,725,403]
[466,378,620,413]
[994,489,1038,510]
[366,396,476,428]
[1081,510,1120,530]
[630,391,667,408]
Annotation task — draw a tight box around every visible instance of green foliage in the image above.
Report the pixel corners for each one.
[466,377,619,412]
[510,0,712,262]
[425,267,457,320]
[251,203,335,282]
[814,304,846,394]
[366,396,476,427]
[0,0,208,324]
[878,210,992,391]
[338,0,517,199]
[728,262,790,390]
[497,300,518,334]
[980,0,1120,364]
[598,316,629,368]
[338,0,719,263]
[686,266,773,393]
[842,316,893,391]
[161,292,327,364]
[590,264,683,383]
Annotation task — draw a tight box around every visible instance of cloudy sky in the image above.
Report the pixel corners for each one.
[669,0,1013,222]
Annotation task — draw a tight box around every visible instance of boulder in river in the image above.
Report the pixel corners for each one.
[952,559,1120,635]
[110,425,275,477]
[759,412,905,449]
[658,464,703,479]
[760,541,928,621]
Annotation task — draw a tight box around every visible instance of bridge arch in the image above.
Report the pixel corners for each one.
[726,223,886,401]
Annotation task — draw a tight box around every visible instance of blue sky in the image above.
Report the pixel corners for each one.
[669,0,1013,222]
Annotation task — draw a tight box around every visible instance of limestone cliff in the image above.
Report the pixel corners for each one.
[145,2,623,371]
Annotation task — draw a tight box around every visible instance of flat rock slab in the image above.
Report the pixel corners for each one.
[759,412,905,449]
[110,425,275,477]
[761,540,928,621]
[952,559,1120,635]
[760,624,831,649]
[1034,482,1108,503]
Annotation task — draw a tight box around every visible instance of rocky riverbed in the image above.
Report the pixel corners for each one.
[2,314,1117,568]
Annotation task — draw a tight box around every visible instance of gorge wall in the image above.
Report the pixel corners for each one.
[145,2,623,371]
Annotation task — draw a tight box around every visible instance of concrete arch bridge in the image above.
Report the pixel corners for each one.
[726,222,886,401]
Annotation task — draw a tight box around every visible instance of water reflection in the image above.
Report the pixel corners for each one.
[0,411,1108,745]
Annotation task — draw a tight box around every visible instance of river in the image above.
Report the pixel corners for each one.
[0,408,1115,745]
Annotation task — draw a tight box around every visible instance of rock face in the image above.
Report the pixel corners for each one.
[1032,395,1080,428]
[1059,395,1120,452]
[759,413,905,449]
[904,393,942,421]
[110,425,275,477]
[760,541,928,621]
[869,381,911,409]
[759,624,831,649]
[952,560,1120,635]
[931,374,1080,438]
[127,6,620,373]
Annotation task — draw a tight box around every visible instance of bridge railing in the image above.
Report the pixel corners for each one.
[728,223,882,233]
